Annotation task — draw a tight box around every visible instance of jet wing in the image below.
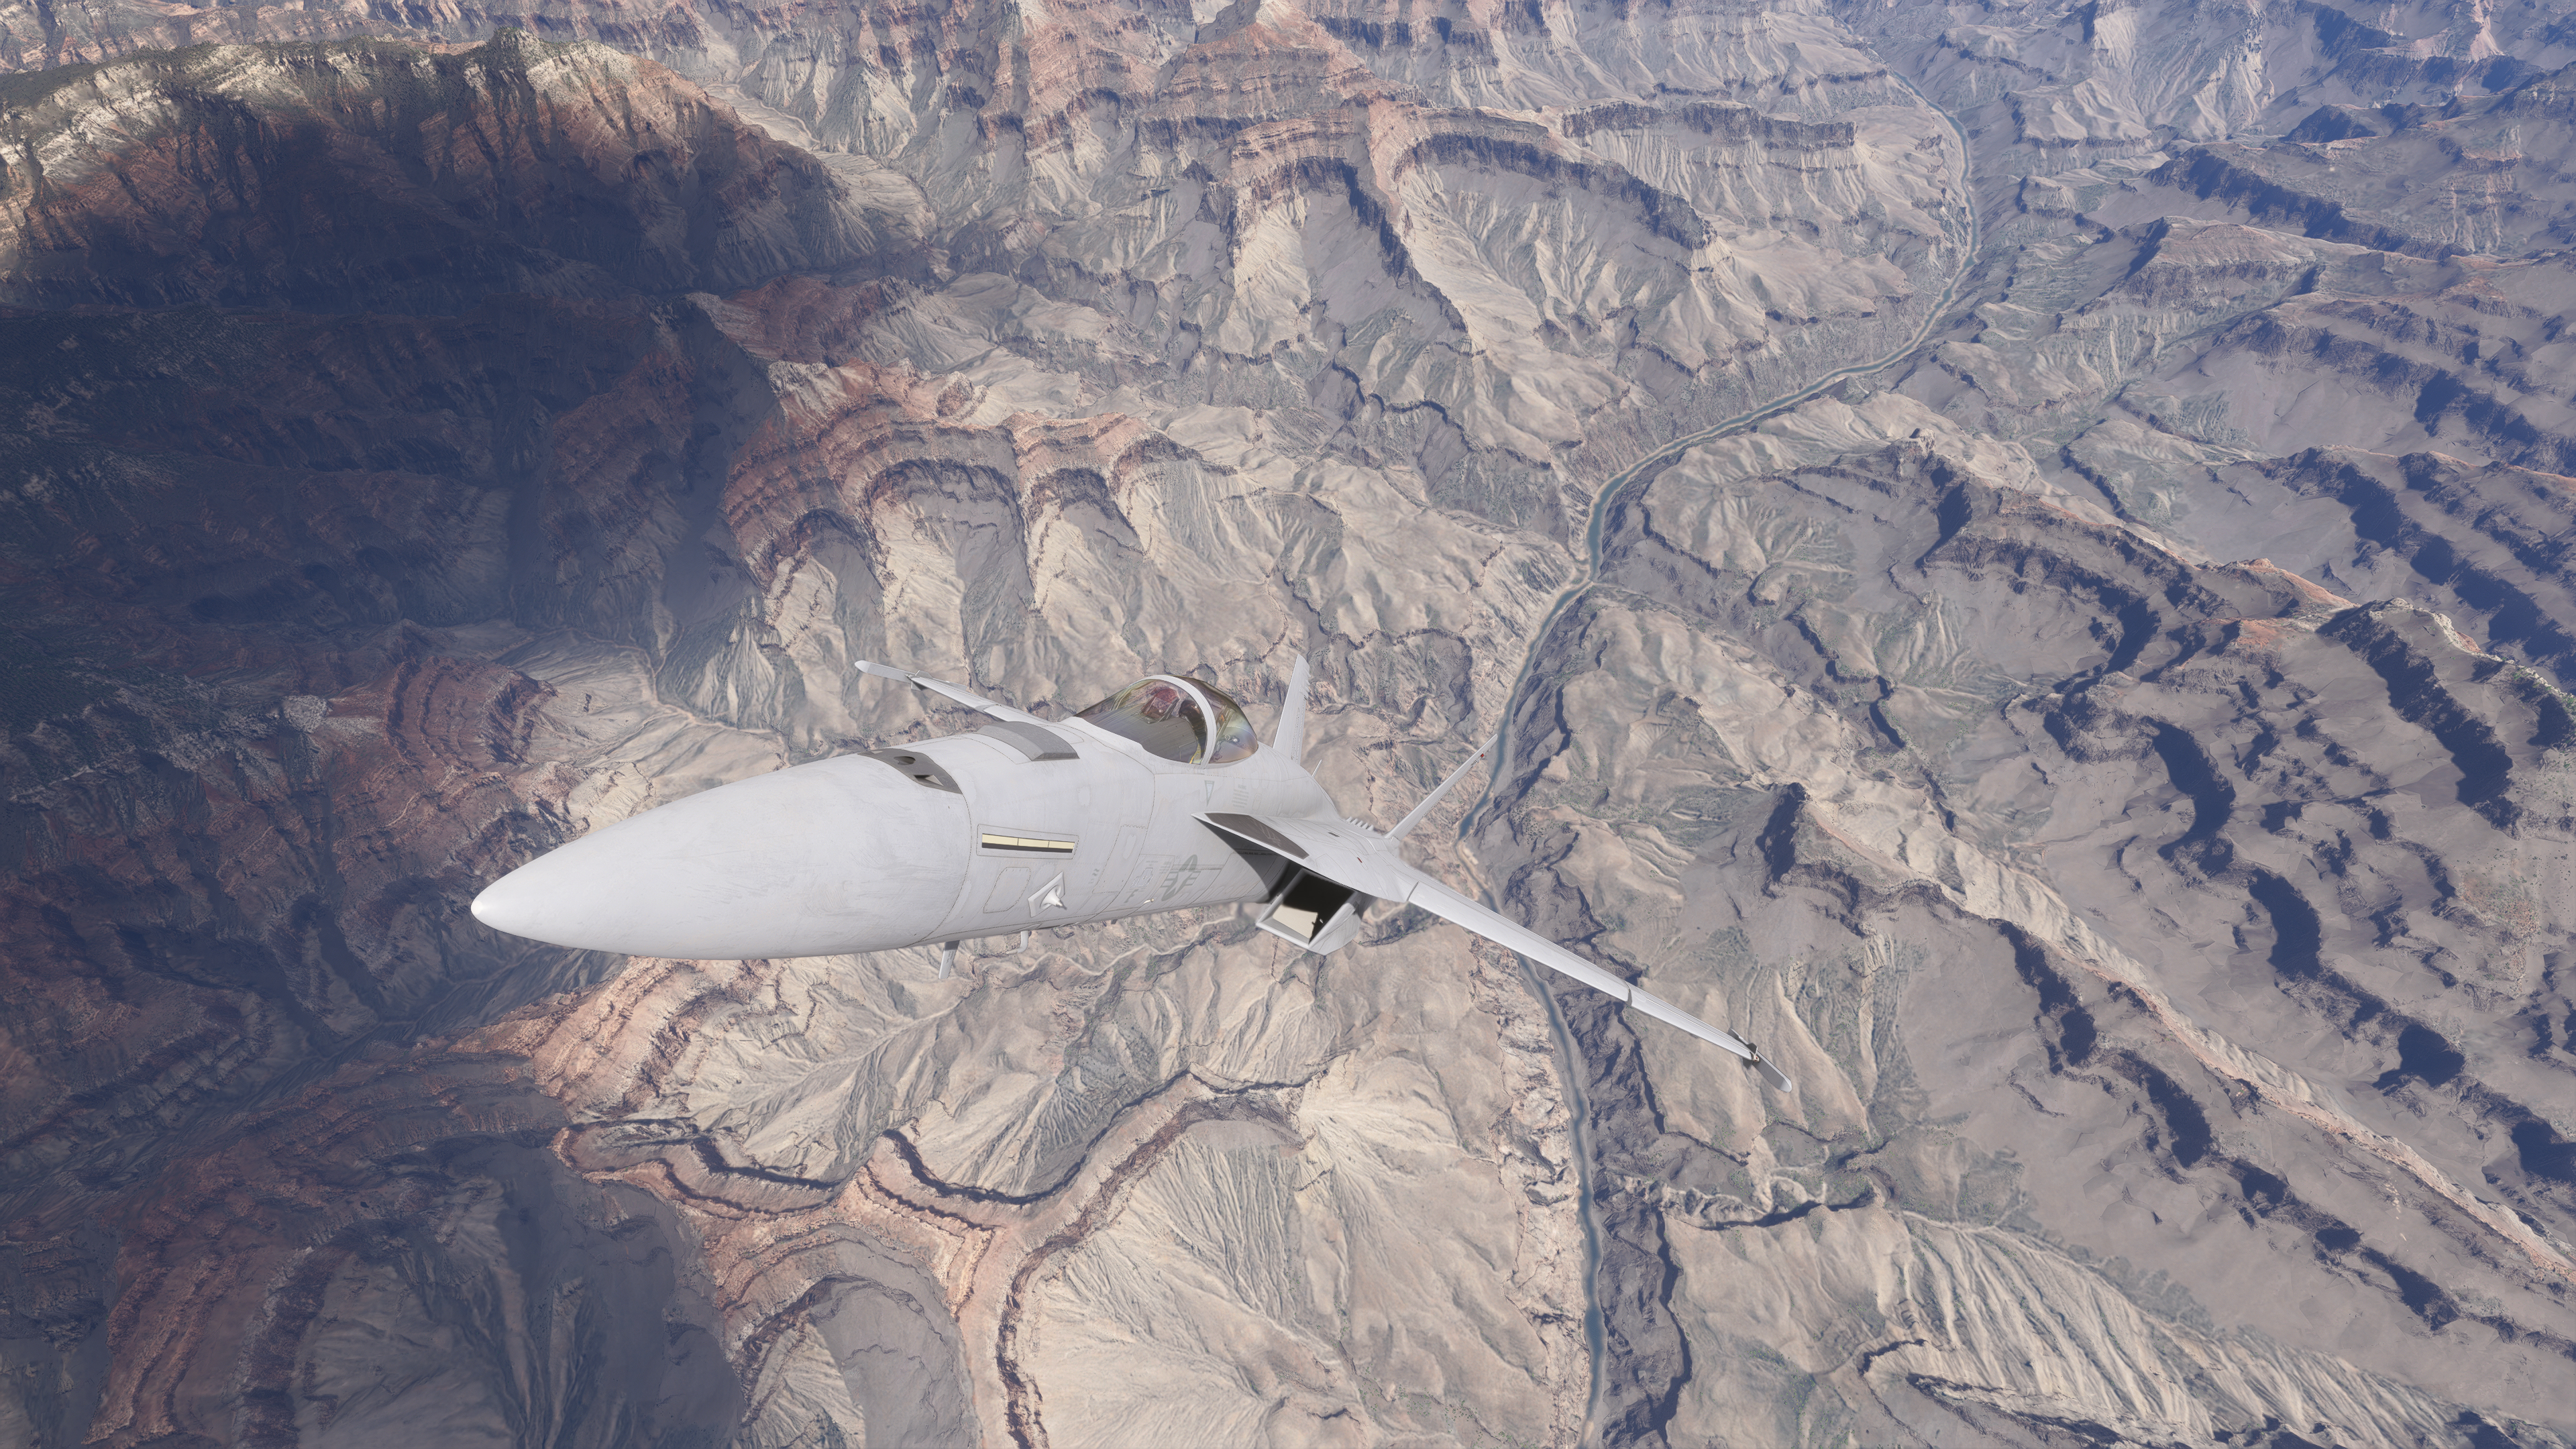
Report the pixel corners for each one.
[1196,812,1417,900]
[855,660,1055,729]
[1197,812,1793,1091]
[1403,874,1766,1063]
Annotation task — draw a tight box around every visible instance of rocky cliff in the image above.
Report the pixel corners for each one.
[1,1,2575,1447]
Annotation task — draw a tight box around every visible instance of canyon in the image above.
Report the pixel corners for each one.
[1,0,2574,1445]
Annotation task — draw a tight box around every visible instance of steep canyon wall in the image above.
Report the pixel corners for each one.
[1,1,2573,1446]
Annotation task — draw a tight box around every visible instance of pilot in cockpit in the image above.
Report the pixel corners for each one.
[1075,676,1260,764]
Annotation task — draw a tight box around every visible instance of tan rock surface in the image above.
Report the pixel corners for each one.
[6,1,2576,1447]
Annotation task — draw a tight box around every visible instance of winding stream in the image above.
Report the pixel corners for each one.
[1454,73,1980,1444]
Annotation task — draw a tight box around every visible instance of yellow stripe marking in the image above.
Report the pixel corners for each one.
[980,833,1075,853]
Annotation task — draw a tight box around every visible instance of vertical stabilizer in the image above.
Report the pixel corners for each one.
[1387,733,1499,841]
[1274,654,1311,763]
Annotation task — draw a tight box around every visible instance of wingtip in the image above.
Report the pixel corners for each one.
[1752,1056,1796,1095]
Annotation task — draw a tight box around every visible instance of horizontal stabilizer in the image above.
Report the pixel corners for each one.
[1387,733,1499,843]
[855,660,1053,728]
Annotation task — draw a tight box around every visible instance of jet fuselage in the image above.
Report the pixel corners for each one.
[469,712,1334,961]
[469,661,1794,1092]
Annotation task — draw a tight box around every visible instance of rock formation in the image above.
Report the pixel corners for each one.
[0,0,2573,1446]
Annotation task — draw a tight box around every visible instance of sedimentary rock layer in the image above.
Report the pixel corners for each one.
[5,1,2576,1446]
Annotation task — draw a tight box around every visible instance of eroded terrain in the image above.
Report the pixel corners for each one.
[2,1,2573,1446]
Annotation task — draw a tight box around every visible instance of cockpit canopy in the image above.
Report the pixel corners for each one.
[1075,675,1259,764]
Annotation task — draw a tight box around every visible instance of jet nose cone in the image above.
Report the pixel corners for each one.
[472,754,971,959]
[470,869,551,942]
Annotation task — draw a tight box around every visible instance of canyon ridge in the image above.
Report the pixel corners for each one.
[3,0,2575,1445]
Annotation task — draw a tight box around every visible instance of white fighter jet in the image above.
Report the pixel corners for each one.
[471,659,1794,1092]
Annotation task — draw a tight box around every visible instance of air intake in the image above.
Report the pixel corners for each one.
[865,748,962,793]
